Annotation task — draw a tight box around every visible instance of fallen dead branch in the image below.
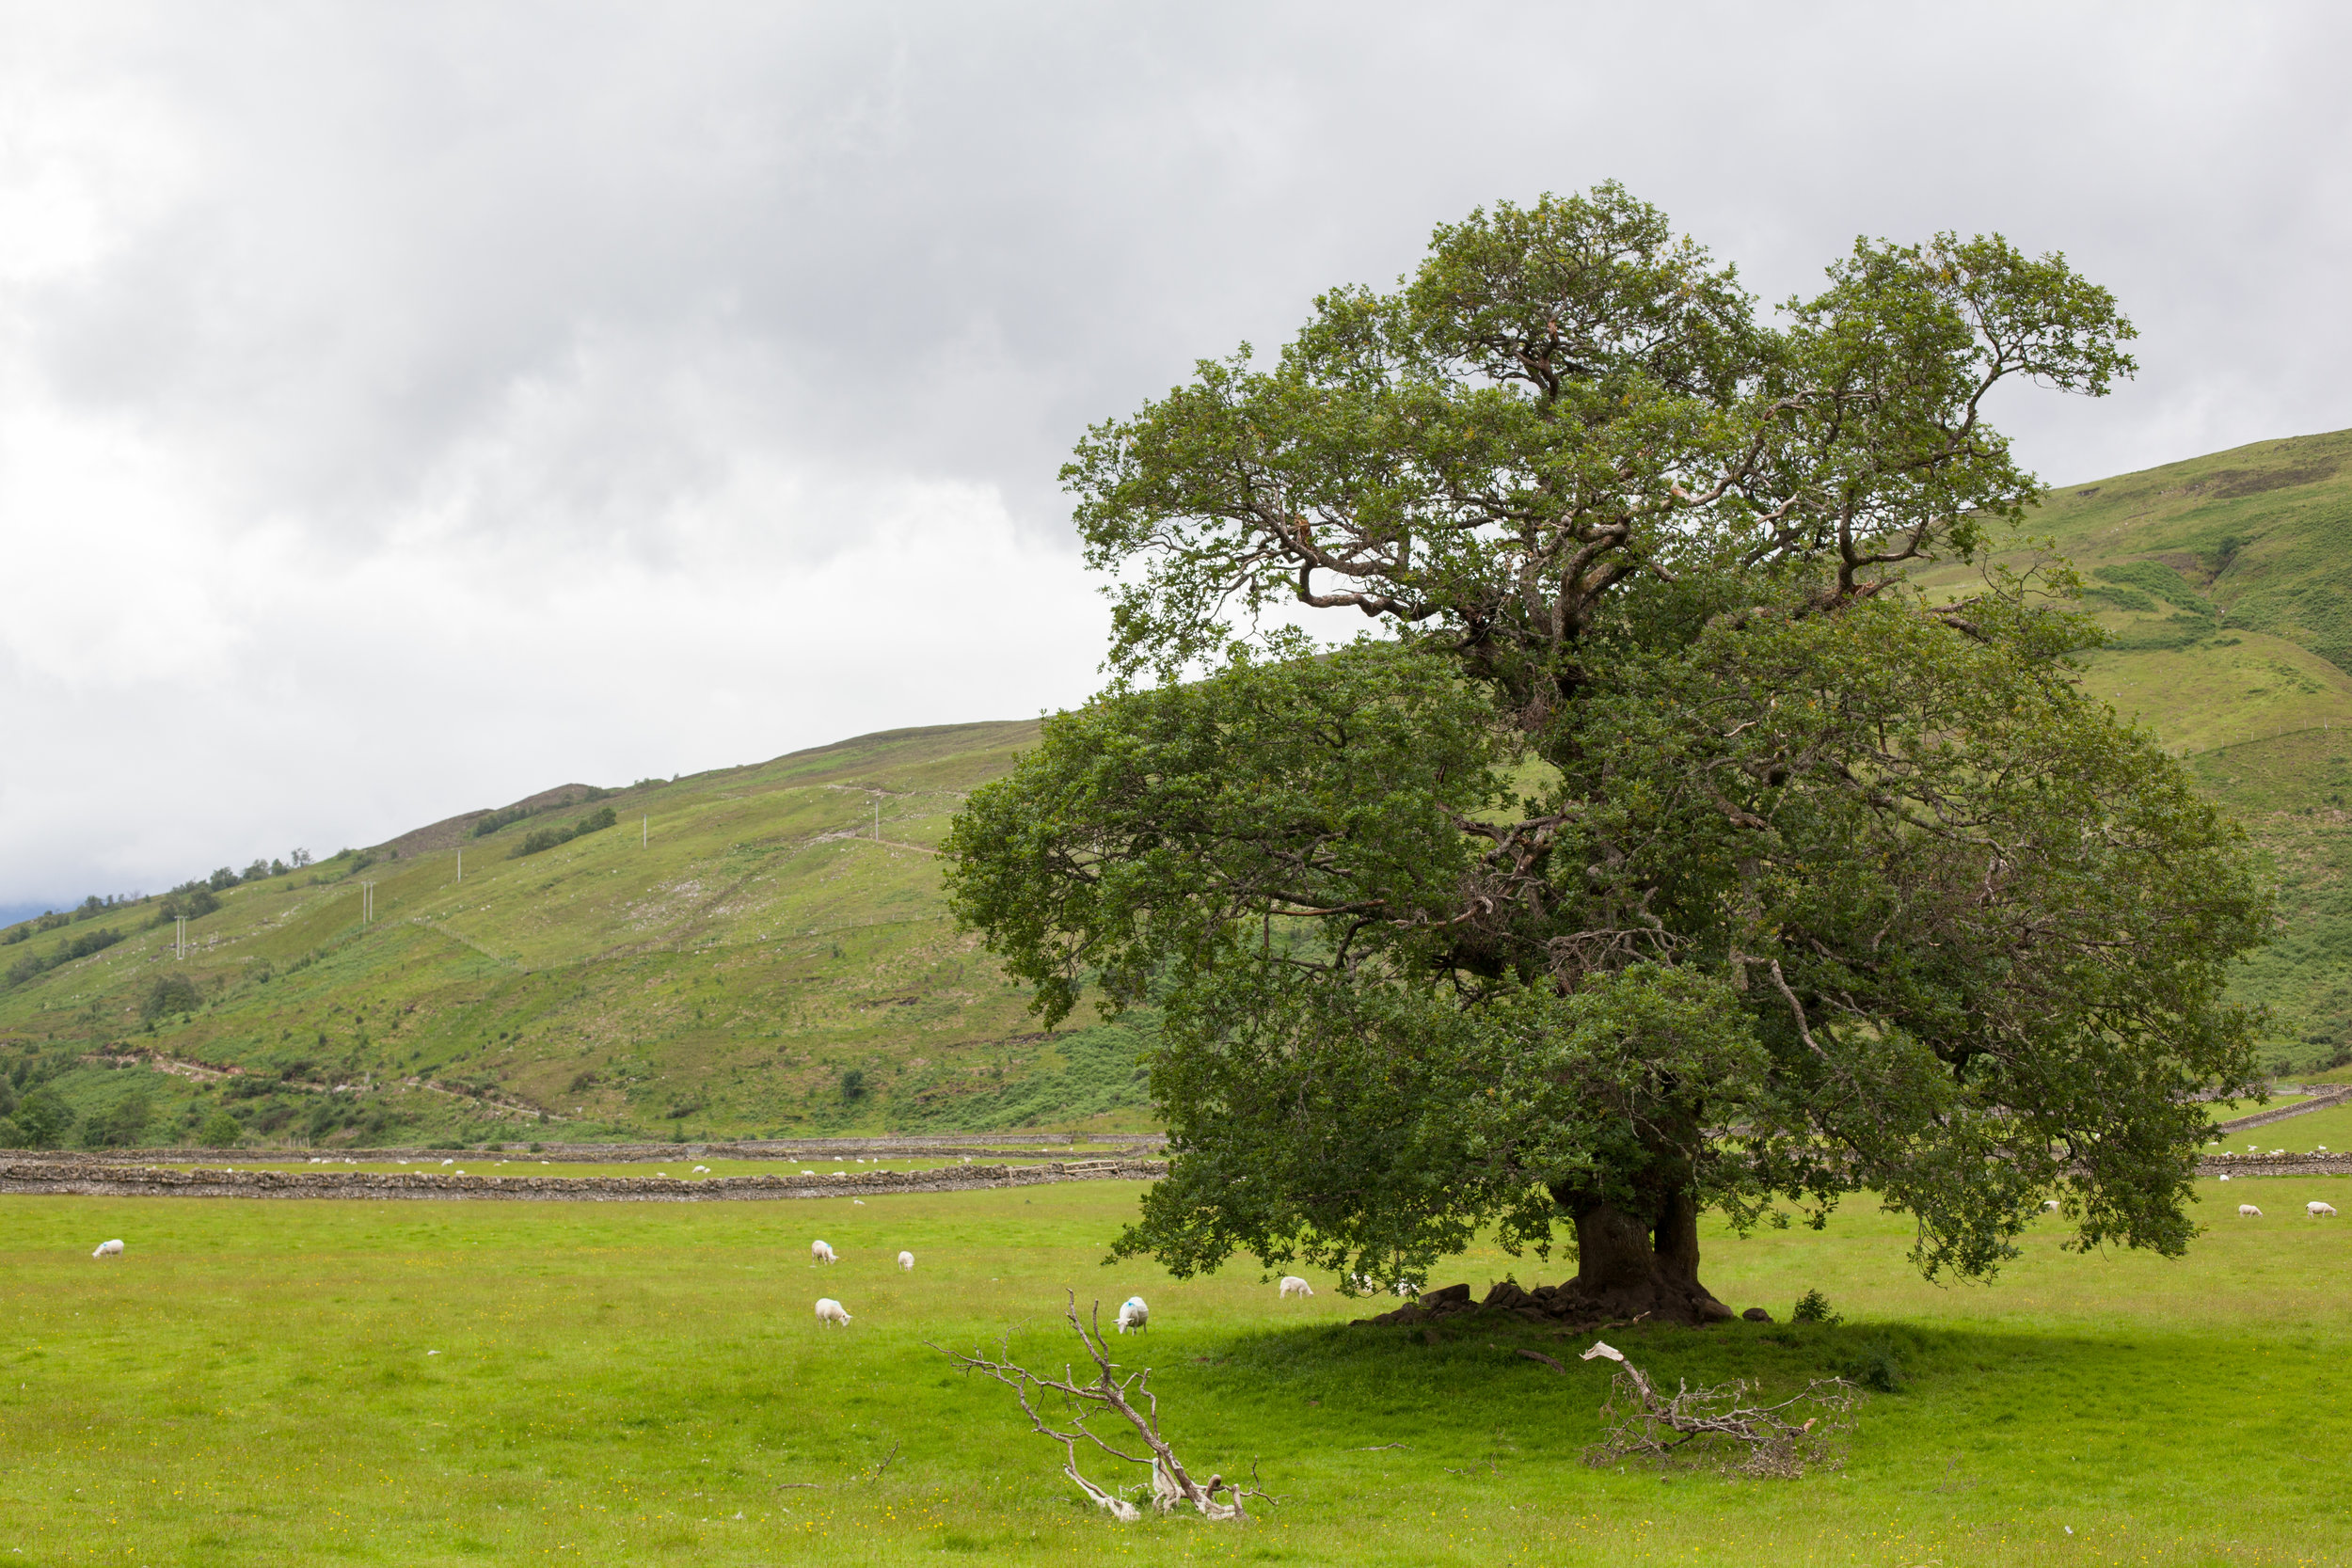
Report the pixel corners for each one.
[1575,1339,1859,1479]
[931,1291,1279,1523]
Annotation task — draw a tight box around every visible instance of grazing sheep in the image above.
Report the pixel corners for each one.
[898,1251,914,1271]
[2239,1204,2264,1218]
[2311,1201,2339,1218]
[2219,1174,2233,1181]
[1116,1296,1149,1335]
[91,1239,124,1260]
[812,1240,837,1264]
[1279,1275,1313,1298]
[815,1298,851,1327]
[2042,1199,2060,1212]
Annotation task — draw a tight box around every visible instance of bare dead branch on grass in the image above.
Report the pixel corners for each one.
[930,1290,1279,1523]
[1575,1339,1860,1479]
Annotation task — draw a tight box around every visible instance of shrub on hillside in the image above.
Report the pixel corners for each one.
[152,882,220,926]
[9,1087,75,1148]
[83,1092,153,1148]
[142,973,203,1024]
[511,806,618,859]
[207,866,241,892]
[470,805,537,838]
[4,927,124,989]
[198,1110,243,1147]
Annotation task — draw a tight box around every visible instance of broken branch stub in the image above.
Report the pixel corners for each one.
[1572,1340,1860,1479]
[930,1291,1277,1523]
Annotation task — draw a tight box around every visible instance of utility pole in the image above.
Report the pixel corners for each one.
[175,916,186,959]
[360,881,375,924]
[874,800,881,839]
[643,815,647,847]
[456,848,462,884]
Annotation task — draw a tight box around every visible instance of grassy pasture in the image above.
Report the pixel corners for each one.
[2203,1094,2312,1120]
[5,1181,2350,1566]
[2207,1102,2352,1154]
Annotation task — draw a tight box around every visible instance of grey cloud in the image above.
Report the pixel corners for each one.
[3,0,2348,902]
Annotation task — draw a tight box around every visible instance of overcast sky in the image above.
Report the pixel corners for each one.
[3,1,2347,913]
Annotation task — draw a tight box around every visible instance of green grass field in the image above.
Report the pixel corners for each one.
[2208,1101,2352,1154]
[6,1180,2350,1567]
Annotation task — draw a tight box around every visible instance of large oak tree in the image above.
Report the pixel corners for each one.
[944,186,2270,1323]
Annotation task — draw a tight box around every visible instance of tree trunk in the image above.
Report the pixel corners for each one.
[1548,1180,1733,1326]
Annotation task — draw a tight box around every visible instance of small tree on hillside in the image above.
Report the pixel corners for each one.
[945,186,2270,1322]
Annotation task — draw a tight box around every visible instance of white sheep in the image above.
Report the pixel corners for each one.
[2310,1201,2339,1218]
[2239,1204,2264,1218]
[2042,1199,2060,1212]
[898,1251,914,1271]
[1116,1296,1149,1334]
[814,1297,851,1327]
[812,1240,837,1264]
[91,1239,124,1260]
[2219,1174,2233,1181]
[1279,1275,1313,1298]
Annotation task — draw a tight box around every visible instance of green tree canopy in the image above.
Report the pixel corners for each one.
[944,185,2269,1323]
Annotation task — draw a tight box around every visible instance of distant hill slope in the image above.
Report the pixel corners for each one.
[10,429,2352,1149]
[1915,427,2352,1072]
[0,721,1163,1148]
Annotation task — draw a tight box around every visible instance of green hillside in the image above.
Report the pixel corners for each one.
[9,428,2352,1149]
[0,722,1160,1149]
[1918,426,2352,1072]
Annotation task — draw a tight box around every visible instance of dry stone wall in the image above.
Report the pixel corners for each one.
[2198,1151,2352,1179]
[8,1134,1165,1166]
[0,1158,1166,1203]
